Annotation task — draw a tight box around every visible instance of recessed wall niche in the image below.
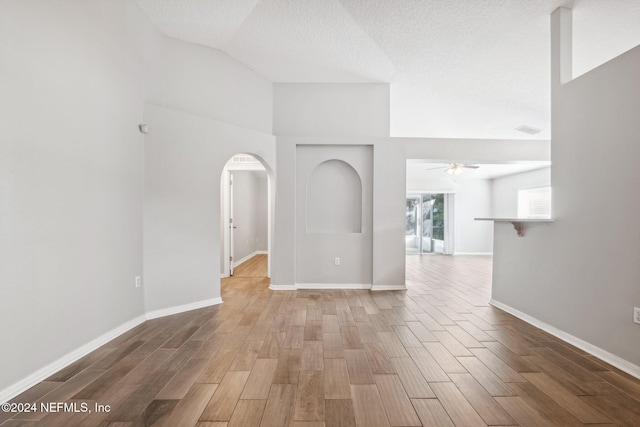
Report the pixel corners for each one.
[306,159,362,233]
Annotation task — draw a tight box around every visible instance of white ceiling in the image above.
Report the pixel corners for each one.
[134,0,640,139]
[406,160,551,181]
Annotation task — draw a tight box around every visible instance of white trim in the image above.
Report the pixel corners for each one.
[146,297,223,320]
[0,314,146,404]
[1,296,225,403]
[233,251,266,268]
[269,283,296,291]
[221,169,231,277]
[490,299,640,380]
[269,283,375,291]
[454,252,493,256]
[371,285,407,291]
[233,252,255,267]
[220,274,229,279]
[296,283,372,290]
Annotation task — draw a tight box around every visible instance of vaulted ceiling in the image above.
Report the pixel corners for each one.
[134,0,640,139]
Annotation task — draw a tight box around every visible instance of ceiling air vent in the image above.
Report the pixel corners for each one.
[515,125,543,135]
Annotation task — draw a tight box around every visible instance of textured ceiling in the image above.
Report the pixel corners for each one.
[134,0,640,139]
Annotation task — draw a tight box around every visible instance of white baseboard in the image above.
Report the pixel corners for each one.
[455,252,493,256]
[490,299,640,380]
[1,297,224,403]
[0,314,146,404]
[268,283,376,291]
[220,274,228,279]
[233,251,267,268]
[296,283,372,290]
[268,283,408,291]
[233,252,257,268]
[372,285,407,291]
[269,283,296,291]
[146,297,223,320]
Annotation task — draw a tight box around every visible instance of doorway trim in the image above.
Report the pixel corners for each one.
[220,153,273,278]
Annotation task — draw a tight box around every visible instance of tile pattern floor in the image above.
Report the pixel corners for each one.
[2,254,640,426]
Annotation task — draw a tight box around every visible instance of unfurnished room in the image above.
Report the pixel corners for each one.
[1,1,640,426]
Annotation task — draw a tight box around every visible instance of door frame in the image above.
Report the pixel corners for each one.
[221,157,272,278]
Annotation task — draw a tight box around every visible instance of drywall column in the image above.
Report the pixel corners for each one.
[551,7,573,89]
[372,140,407,289]
[296,145,373,286]
[272,84,399,289]
[270,139,297,288]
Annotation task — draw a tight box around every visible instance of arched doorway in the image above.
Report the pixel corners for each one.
[220,153,273,279]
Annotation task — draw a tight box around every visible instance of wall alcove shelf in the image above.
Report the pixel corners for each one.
[475,218,554,237]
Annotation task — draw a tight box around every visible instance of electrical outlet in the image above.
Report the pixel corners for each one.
[334,257,341,266]
[135,276,142,288]
[634,307,640,325]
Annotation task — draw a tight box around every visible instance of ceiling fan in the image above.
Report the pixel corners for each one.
[425,163,480,175]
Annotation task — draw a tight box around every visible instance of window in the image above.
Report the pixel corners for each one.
[518,187,551,218]
[405,193,448,254]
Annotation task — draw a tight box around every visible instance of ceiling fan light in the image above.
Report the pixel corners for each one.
[445,163,464,175]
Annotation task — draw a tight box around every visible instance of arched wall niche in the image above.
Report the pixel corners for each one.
[306,159,362,234]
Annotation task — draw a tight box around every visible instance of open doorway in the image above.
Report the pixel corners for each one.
[220,154,270,278]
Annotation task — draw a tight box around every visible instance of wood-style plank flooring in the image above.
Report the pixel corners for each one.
[3,254,640,426]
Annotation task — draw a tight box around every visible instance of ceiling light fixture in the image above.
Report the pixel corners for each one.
[446,164,464,175]
[445,163,479,175]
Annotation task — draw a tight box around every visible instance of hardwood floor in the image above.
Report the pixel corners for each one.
[3,254,640,426]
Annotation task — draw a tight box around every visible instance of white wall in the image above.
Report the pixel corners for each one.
[143,29,275,311]
[273,83,390,137]
[143,105,275,312]
[492,10,640,373]
[0,0,160,396]
[454,180,493,254]
[491,167,551,218]
[271,83,405,289]
[158,37,273,134]
[296,145,373,285]
[255,173,269,252]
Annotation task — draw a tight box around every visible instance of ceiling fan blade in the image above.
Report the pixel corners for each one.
[425,166,447,171]
[462,165,480,169]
